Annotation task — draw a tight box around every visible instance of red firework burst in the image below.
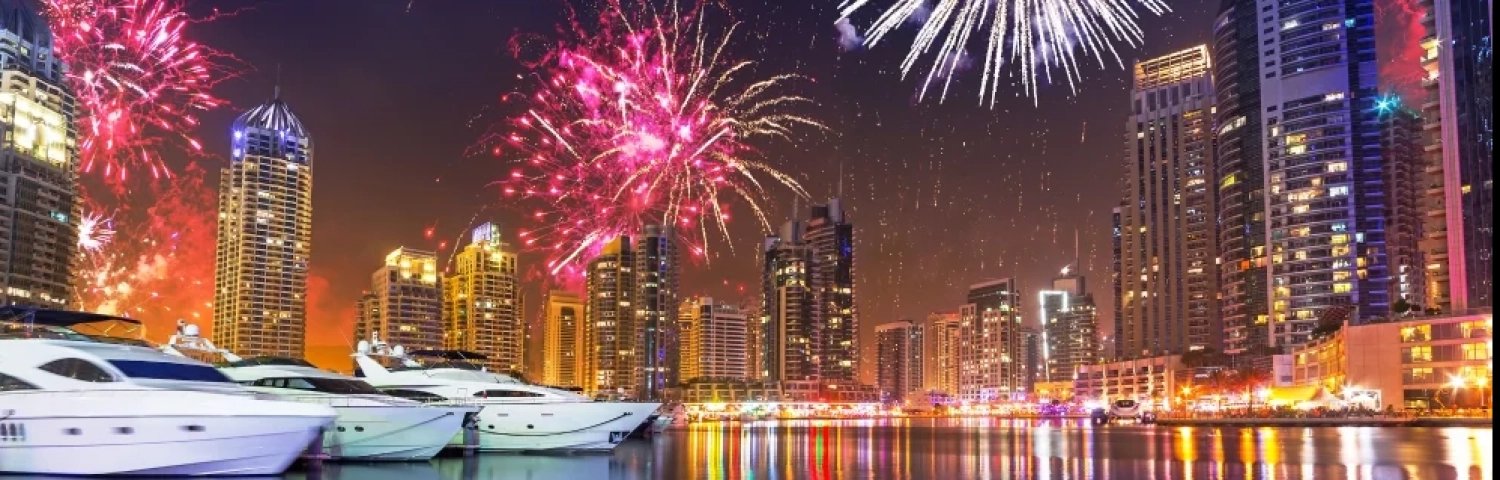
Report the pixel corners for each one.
[477,0,823,278]
[41,0,238,185]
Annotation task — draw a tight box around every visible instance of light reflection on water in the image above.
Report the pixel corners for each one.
[280,418,1489,480]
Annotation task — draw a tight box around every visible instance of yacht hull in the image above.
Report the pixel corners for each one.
[454,402,660,452]
[0,416,326,476]
[324,405,469,461]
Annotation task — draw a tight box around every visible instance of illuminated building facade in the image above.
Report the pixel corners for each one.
[1419,0,1493,312]
[1378,105,1427,308]
[678,296,749,382]
[542,289,584,387]
[634,225,679,400]
[1257,0,1386,347]
[212,88,312,358]
[875,320,923,403]
[368,248,441,352]
[0,2,75,308]
[1287,312,1493,410]
[442,223,523,374]
[1119,46,1218,359]
[806,198,859,383]
[585,237,636,397]
[1212,0,1270,359]
[959,279,1022,402]
[1042,269,1101,382]
[923,311,962,395]
[760,215,813,382]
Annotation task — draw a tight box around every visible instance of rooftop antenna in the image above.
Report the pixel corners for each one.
[837,161,844,199]
[274,63,282,99]
[1074,228,1080,272]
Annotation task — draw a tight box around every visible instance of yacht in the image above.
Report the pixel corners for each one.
[161,322,478,461]
[0,308,336,476]
[351,336,660,452]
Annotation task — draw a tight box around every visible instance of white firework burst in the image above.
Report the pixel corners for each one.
[837,0,1170,105]
[78,212,116,254]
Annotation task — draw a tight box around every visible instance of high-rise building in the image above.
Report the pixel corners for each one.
[1378,104,1427,309]
[634,225,679,400]
[1212,0,1271,359]
[1119,46,1218,359]
[806,198,859,383]
[1419,0,1493,311]
[958,279,1022,403]
[211,87,312,358]
[1041,267,1102,382]
[760,215,813,382]
[1019,325,1043,393]
[584,237,637,397]
[875,320,923,403]
[0,2,76,309]
[367,248,441,352]
[1259,0,1386,346]
[353,291,378,344]
[922,311,962,395]
[1110,206,1124,360]
[542,289,584,388]
[678,297,749,382]
[442,223,523,374]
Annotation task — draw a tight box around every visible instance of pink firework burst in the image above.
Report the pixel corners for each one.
[478,0,824,277]
[41,0,238,185]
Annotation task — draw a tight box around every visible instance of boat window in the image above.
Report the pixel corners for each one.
[254,377,382,395]
[474,389,545,398]
[108,360,232,383]
[38,358,117,383]
[0,373,37,391]
[381,388,447,401]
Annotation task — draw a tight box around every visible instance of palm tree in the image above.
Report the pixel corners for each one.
[1235,367,1272,411]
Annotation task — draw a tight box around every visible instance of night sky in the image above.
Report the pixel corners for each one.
[145,0,1409,372]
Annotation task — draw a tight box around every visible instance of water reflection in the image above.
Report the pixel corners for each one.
[11,418,1485,480]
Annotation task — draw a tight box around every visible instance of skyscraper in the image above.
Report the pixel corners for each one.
[368,248,441,352]
[1041,267,1101,382]
[959,279,1022,403]
[353,291,378,344]
[542,289,584,387]
[1378,104,1427,308]
[443,223,523,374]
[584,237,636,397]
[634,225,679,400]
[1213,0,1271,360]
[1110,206,1124,360]
[1420,0,1493,311]
[875,320,923,403]
[806,198,859,383]
[760,215,813,382]
[678,296,749,382]
[1119,46,1218,359]
[922,311,962,395]
[0,2,75,308]
[1262,0,1386,344]
[212,87,312,358]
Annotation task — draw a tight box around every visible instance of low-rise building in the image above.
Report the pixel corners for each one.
[1289,312,1492,411]
[673,380,880,405]
[1073,354,1188,410]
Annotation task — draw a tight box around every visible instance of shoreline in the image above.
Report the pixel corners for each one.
[665,416,1492,429]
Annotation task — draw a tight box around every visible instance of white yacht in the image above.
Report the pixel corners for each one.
[161,323,478,461]
[0,308,336,476]
[351,336,660,452]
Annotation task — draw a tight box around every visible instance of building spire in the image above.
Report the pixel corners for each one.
[837,161,844,198]
[274,63,282,99]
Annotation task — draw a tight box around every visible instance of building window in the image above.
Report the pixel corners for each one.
[1461,343,1489,361]
[1403,346,1433,363]
[1403,367,1434,384]
[1401,325,1432,343]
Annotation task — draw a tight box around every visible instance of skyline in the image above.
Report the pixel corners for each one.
[36,0,1434,371]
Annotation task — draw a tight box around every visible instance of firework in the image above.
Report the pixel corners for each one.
[837,0,1169,104]
[75,164,217,336]
[77,210,117,254]
[479,0,823,276]
[41,0,236,184]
